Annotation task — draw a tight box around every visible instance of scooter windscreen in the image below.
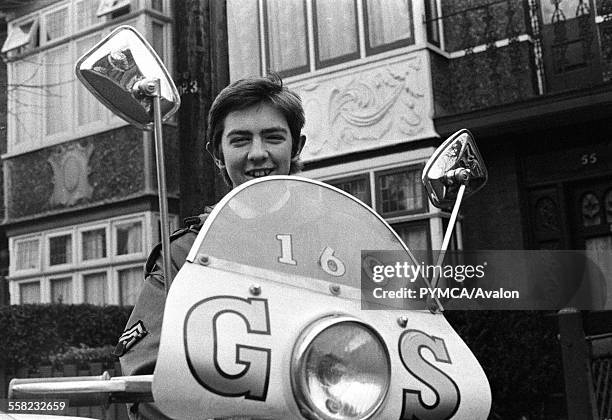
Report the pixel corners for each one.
[187,175,420,288]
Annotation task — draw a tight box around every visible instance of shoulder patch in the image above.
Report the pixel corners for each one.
[113,321,148,357]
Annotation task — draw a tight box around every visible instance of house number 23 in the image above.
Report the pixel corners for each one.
[275,234,346,277]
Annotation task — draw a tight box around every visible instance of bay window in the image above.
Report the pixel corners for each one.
[3,0,173,155]
[228,0,416,79]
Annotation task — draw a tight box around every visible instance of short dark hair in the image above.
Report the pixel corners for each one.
[206,74,306,185]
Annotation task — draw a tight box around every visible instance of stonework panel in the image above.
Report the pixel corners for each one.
[5,126,147,220]
[290,52,437,161]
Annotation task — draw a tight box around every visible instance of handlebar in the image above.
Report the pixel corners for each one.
[9,373,153,407]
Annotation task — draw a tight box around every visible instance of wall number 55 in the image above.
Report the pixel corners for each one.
[580,153,597,165]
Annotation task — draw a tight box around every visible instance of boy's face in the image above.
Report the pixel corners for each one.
[220,103,293,188]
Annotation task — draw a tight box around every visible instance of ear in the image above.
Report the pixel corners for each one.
[292,134,306,159]
[205,141,225,168]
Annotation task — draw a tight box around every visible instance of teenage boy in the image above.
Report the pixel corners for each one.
[116,74,306,419]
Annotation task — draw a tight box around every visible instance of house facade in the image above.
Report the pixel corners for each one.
[1,0,179,305]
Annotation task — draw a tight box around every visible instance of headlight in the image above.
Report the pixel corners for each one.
[291,316,390,420]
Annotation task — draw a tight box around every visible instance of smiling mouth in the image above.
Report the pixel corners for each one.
[246,169,274,178]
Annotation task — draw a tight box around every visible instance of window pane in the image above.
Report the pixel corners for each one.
[2,19,38,53]
[84,272,107,305]
[314,0,358,64]
[76,0,102,30]
[45,45,72,135]
[152,22,164,61]
[151,0,163,12]
[392,221,430,263]
[16,239,39,270]
[116,221,143,255]
[227,0,261,80]
[377,167,424,215]
[76,34,105,127]
[265,0,308,75]
[424,0,440,46]
[82,228,107,260]
[11,60,42,148]
[20,282,41,304]
[43,8,69,42]
[365,0,414,50]
[119,267,143,305]
[49,234,72,266]
[51,277,72,303]
[328,176,371,205]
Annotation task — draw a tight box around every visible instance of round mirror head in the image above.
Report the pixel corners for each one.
[75,25,180,130]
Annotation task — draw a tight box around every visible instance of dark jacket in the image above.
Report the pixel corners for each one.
[117,209,212,420]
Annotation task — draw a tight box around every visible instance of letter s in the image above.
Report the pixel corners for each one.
[184,296,271,401]
[399,330,460,420]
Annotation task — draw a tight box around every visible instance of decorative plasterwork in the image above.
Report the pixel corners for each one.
[291,52,436,161]
[48,143,94,206]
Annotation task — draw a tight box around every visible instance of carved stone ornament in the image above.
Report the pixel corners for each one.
[48,143,94,206]
[293,53,435,161]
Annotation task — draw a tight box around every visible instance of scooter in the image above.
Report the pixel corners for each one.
[6,27,491,420]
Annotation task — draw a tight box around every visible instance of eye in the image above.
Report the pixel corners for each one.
[229,137,250,146]
[266,134,287,143]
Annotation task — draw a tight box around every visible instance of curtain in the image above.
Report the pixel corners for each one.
[51,277,72,304]
[20,282,41,304]
[119,267,144,305]
[315,0,358,63]
[366,0,413,48]
[227,0,261,80]
[45,45,71,135]
[265,0,308,73]
[76,34,104,127]
[82,229,106,260]
[12,59,42,147]
[17,239,39,270]
[84,272,107,305]
[117,221,142,255]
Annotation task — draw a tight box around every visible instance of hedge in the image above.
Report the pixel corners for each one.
[446,310,563,419]
[0,304,132,369]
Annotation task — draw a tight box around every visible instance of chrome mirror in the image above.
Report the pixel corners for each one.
[75,25,180,130]
[422,129,487,209]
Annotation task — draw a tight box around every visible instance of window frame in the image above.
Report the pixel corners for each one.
[12,235,42,274]
[262,0,311,77]
[362,0,416,56]
[40,4,72,46]
[78,223,111,264]
[2,17,40,54]
[49,274,75,304]
[325,173,372,206]
[390,219,433,263]
[312,0,361,69]
[374,164,427,218]
[17,279,42,304]
[81,268,111,305]
[46,230,75,270]
[115,263,145,306]
[112,216,146,260]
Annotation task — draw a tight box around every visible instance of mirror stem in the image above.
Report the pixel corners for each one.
[431,183,466,290]
[150,78,174,293]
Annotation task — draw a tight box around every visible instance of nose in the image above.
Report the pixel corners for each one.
[247,137,269,162]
